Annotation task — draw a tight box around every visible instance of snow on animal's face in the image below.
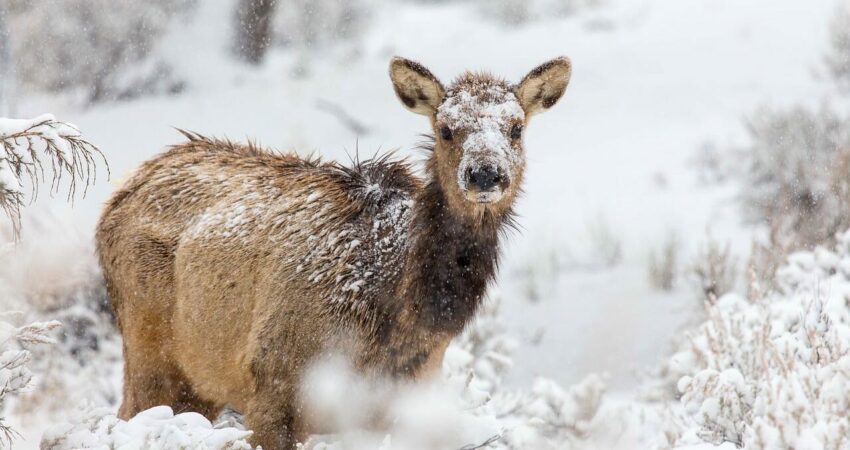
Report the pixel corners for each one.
[436,78,524,205]
[389,56,572,213]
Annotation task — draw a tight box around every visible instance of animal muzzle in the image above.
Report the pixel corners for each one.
[467,165,503,191]
[461,163,511,204]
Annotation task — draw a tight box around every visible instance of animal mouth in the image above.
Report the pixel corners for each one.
[466,189,504,204]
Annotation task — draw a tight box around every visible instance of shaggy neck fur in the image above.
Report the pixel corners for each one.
[400,143,515,336]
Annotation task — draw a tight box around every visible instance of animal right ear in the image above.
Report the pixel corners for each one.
[389,57,445,115]
[515,57,572,116]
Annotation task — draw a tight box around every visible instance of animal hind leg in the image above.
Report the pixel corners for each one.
[119,353,179,419]
[119,352,221,420]
[173,379,222,419]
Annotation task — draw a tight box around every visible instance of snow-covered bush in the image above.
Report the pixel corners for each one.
[0,114,106,239]
[445,297,517,391]
[299,358,503,450]
[0,114,111,442]
[8,0,190,103]
[486,374,608,449]
[15,284,122,418]
[0,316,61,445]
[41,406,254,450]
[668,230,850,448]
[0,211,122,420]
[739,105,850,252]
[477,0,605,26]
[447,299,613,449]
[275,0,372,51]
[274,0,373,76]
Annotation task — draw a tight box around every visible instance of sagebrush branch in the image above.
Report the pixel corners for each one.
[0,114,108,238]
[0,318,62,446]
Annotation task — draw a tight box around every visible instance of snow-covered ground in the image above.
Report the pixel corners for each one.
[1,0,845,447]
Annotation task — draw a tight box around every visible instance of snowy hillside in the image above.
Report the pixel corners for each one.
[2,0,849,448]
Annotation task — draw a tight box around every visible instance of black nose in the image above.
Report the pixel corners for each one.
[467,166,503,191]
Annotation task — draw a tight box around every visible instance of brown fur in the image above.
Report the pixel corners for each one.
[96,57,570,450]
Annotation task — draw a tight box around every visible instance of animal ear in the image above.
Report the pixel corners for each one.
[389,57,445,115]
[515,57,572,116]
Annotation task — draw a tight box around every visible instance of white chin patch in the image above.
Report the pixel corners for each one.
[467,190,504,204]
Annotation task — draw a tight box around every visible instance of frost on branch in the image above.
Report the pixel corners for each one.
[0,114,106,238]
[41,406,254,450]
[0,316,61,446]
[669,230,850,448]
[487,374,607,449]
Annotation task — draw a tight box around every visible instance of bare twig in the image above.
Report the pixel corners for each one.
[316,99,371,136]
[0,422,22,448]
[458,433,502,450]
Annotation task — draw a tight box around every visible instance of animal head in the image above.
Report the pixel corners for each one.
[389,56,571,216]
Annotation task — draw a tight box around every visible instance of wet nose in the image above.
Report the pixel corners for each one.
[467,166,503,191]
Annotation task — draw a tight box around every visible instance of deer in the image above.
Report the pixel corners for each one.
[95,56,571,450]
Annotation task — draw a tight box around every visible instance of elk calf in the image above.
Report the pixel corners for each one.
[96,57,571,450]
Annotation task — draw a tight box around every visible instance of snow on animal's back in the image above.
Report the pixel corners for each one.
[161,135,420,310]
[285,161,417,310]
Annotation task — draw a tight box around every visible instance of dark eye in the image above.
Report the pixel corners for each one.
[510,124,523,140]
[440,126,453,141]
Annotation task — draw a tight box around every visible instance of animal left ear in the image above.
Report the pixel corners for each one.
[389,57,445,115]
[515,57,572,116]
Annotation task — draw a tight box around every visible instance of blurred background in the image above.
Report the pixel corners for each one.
[1,0,850,448]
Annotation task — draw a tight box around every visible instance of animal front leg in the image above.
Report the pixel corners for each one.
[245,392,305,450]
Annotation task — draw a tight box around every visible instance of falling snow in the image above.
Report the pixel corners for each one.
[1,0,847,449]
